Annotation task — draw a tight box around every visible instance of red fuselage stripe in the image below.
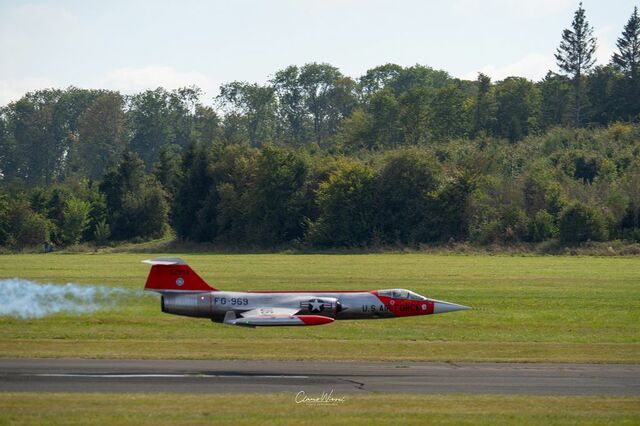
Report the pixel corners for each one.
[246,290,370,293]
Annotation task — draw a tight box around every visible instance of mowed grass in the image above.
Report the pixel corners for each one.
[0,393,639,425]
[0,253,638,362]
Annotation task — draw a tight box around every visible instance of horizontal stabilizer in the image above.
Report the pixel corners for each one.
[142,257,187,266]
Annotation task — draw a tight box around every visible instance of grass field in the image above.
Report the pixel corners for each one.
[0,253,638,362]
[1,393,639,425]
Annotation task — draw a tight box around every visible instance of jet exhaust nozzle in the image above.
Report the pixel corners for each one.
[161,293,213,318]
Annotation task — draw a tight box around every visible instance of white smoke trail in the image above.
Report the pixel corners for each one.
[0,278,133,319]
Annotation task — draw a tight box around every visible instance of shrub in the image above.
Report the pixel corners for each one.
[529,210,558,242]
[94,219,111,246]
[61,197,91,245]
[9,206,50,249]
[559,202,608,244]
[308,161,375,246]
[502,206,529,242]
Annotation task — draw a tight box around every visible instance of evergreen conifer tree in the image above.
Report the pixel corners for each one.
[612,6,640,119]
[555,2,597,126]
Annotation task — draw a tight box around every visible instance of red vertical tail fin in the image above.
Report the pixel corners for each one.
[143,258,216,292]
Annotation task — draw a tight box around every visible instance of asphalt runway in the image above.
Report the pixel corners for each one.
[0,359,638,395]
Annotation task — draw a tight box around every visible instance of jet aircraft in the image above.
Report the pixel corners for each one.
[143,257,469,326]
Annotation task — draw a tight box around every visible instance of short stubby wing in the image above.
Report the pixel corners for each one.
[224,307,334,327]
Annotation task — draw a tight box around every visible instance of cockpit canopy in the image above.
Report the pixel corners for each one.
[378,289,428,300]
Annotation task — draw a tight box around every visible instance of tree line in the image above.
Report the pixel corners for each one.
[0,3,639,250]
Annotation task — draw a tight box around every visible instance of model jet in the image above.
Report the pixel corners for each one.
[143,257,469,326]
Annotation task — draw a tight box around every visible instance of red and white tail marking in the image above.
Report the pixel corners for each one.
[143,258,216,292]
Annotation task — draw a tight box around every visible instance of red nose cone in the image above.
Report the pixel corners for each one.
[297,315,335,326]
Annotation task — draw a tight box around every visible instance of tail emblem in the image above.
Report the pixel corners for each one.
[176,278,184,286]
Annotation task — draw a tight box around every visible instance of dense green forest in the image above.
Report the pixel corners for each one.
[0,4,639,250]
